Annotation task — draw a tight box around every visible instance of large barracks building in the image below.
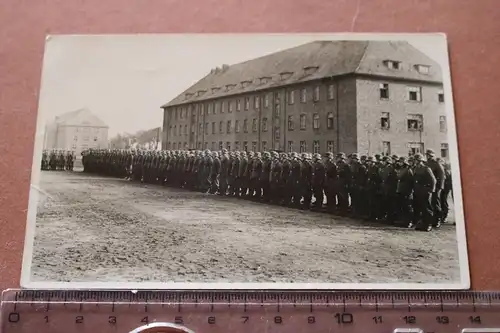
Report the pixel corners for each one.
[161,40,448,157]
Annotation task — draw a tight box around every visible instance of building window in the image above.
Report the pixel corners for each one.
[228,101,233,113]
[288,90,295,104]
[382,141,391,155]
[211,122,216,134]
[73,135,78,141]
[245,97,250,110]
[205,122,209,134]
[384,60,401,70]
[415,64,430,74]
[243,119,248,133]
[175,108,178,119]
[288,141,294,152]
[243,141,248,152]
[408,142,424,155]
[264,94,269,108]
[235,141,240,150]
[313,86,320,101]
[251,141,257,152]
[381,112,390,129]
[327,85,334,100]
[255,96,260,109]
[262,141,267,151]
[173,142,177,150]
[215,102,220,114]
[275,141,281,150]
[439,116,447,132]
[226,142,231,150]
[235,120,240,133]
[200,104,205,116]
[300,141,307,153]
[275,128,280,140]
[407,114,423,131]
[93,136,98,142]
[221,102,225,113]
[227,120,232,133]
[199,123,203,134]
[197,142,201,149]
[313,140,320,153]
[251,118,257,132]
[313,114,320,129]
[327,140,334,153]
[438,91,445,103]
[327,113,334,129]
[236,99,241,111]
[288,116,294,130]
[379,83,389,99]
[262,118,268,132]
[219,121,223,133]
[211,142,216,150]
[300,114,306,130]
[441,143,449,158]
[207,103,212,115]
[184,124,188,136]
[301,88,307,103]
[219,141,223,150]
[407,86,422,102]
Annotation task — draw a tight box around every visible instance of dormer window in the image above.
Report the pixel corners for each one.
[225,84,236,91]
[280,72,293,81]
[196,90,207,97]
[414,64,430,74]
[211,87,221,93]
[384,60,401,70]
[303,66,319,76]
[241,80,252,88]
[185,93,194,99]
[259,76,272,84]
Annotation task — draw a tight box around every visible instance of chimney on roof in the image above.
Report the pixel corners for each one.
[221,64,229,72]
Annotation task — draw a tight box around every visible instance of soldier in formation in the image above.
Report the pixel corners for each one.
[80,148,453,232]
[41,149,75,171]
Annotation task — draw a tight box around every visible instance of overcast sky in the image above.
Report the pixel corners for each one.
[36,33,449,137]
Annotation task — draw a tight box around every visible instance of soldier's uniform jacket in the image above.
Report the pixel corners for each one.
[396,166,414,195]
[220,155,231,178]
[290,159,302,182]
[366,164,382,192]
[413,164,437,193]
[244,158,253,178]
[337,161,351,187]
[193,156,201,173]
[280,159,291,184]
[312,160,326,186]
[230,156,240,177]
[350,161,367,188]
[427,159,445,191]
[444,168,452,192]
[270,159,281,183]
[251,157,263,180]
[209,156,219,177]
[301,159,313,185]
[238,156,248,178]
[380,164,398,194]
[260,158,272,182]
[324,159,337,186]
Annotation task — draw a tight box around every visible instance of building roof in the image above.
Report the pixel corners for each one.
[162,40,443,108]
[54,108,108,127]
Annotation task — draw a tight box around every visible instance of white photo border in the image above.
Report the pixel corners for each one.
[20,32,470,290]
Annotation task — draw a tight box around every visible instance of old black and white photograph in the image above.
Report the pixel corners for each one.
[22,33,469,289]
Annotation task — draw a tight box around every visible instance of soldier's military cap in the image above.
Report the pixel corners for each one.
[374,154,381,160]
[361,155,367,160]
[292,152,299,157]
[425,149,435,156]
[399,156,408,163]
[391,154,398,160]
[366,156,375,162]
[313,153,321,159]
[351,153,360,160]
[325,152,333,158]
[336,153,346,158]
[413,153,424,161]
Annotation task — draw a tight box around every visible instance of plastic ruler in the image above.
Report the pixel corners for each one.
[1,289,500,333]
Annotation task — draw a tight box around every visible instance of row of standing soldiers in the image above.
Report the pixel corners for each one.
[82,148,453,232]
[41,150,75,171]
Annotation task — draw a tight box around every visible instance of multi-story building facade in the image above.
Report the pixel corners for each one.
[44,108,109,156]
[161,40,449,157]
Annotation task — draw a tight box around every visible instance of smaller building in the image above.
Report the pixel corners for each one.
[44,108,109,156]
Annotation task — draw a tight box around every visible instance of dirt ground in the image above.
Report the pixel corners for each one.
[29,171,462,284]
